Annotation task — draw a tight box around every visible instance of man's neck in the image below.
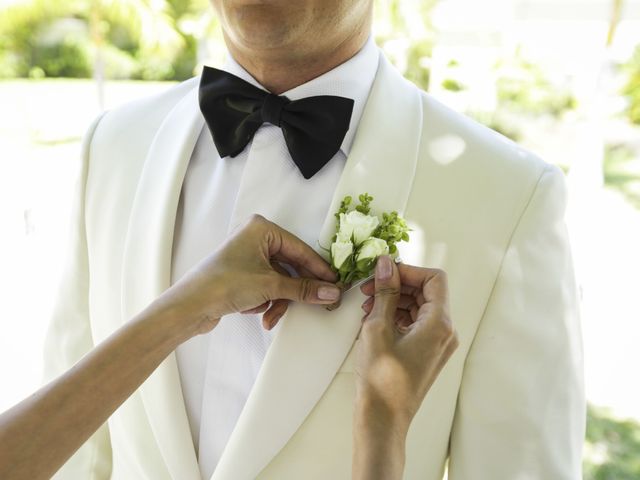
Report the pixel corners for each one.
[225,29,371,95]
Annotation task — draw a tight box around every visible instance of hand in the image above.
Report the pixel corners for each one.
[356,256,458,432]
[150,214,341,337]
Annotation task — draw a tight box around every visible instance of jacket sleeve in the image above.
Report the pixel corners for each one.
[448,165,585,479]
[43,113,113,479]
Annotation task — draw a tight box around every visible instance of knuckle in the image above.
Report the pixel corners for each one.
[362,316,386,335]
[375,286,401,298]
[443,329,460,357]
[299,277,313,301]
[434,268,448,283]
[450,329,460,349]
[249,213,266,223]
[237,214,265,235]
[273,273,288,295]
[245,214,269,233]
[436,313,455,338]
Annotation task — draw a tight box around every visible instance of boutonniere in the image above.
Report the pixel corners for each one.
[325,193,410,308]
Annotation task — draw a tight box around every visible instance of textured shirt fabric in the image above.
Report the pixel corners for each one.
[170,36,379,479]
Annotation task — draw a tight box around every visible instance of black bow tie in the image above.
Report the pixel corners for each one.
[198,66,355,179]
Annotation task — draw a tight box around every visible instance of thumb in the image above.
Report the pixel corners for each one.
[370,255,401,323]
[274,275,342,305]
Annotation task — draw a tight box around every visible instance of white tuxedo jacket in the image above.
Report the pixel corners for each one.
[44,53,585,479]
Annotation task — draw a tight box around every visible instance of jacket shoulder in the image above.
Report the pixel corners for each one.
[407,89,564,246]
[418,91,547,179]
[412,89,557,207]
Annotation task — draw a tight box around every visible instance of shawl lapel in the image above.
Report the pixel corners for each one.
[121,81,203,480]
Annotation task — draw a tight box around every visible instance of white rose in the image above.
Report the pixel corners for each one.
[356,237,389,264]
[338,211,379,246]
[331,240,353,270]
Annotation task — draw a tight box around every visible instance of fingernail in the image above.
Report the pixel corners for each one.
[318,285,341,301]
[376,255,392,280]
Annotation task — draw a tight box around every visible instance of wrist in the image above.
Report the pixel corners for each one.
[146,275,227,341]
[353,393,411,443]
[134,298,200,352]
[352,394,408,480]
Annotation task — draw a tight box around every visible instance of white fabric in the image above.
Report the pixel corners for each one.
[170,36,379,478]
[44,48,585,480]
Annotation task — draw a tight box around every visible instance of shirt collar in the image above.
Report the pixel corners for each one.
[221,35,379,156]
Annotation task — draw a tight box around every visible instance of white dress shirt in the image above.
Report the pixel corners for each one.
[170,36,379,479]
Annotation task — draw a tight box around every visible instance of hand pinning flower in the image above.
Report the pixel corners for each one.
[328,193,411,289]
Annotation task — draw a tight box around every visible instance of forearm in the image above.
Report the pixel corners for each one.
[352,397,409,480]
[0,304,193,480]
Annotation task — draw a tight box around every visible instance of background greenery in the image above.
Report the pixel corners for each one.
[0,0,214,80]
[1,1,639,478]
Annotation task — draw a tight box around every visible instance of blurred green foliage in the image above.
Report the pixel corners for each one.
[441,78,465,92]
[604,143,640,209]
[623,45,640,125]
[584,405,640,480]
[0,0,213,80]
[372,0,436,90]
[494,51,577,118]
[32,37,92,78]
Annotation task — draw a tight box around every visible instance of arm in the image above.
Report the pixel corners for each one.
[352,398,409,480]
[0,215,341,480]
[448,165,585,479]
[353,257,459,480]
[40,113,113,479]
[0,302,199,480]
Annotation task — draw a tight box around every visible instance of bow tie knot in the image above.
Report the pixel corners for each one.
[261,94,289,127]
[199,66,355,179]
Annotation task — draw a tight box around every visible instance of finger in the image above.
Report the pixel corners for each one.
[271,274,341,305]
[266,222,337,282]
[362,297,415,331]
[361,279,406,295]
[414,299,452,334]
[360,277,425,305]
[407,270,450,339]
[262,299,289,330]
[408,277,453,344]
[292,264,319,280]
[361,296,373,315]
[274,261,319,282]
[258,263,292,324]
[397,294,418,311]
[360,278,374,296]
[397,263,444,290]
[369,255,401,325]
[361,264,443,299]
[270,260,291,276]
[420,269,449,311]
[361,294,415,314]
[241,301,271,314]
[394,309,414,331]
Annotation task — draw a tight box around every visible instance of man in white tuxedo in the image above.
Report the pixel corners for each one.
[44,0,585,479]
